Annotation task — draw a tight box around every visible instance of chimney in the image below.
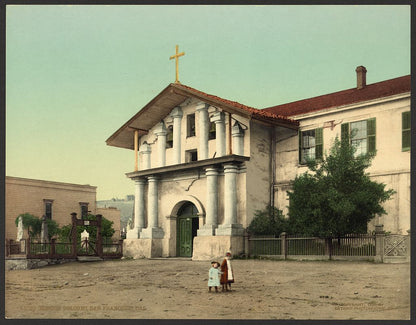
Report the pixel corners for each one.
[355,66,367,89]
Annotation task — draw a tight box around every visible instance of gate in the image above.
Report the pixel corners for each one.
[71,213,103,258]
[383,233,410,263]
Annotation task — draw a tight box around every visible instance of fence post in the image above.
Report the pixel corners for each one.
[244,231,249,257]
[119,239,124,257]
[50,238,56,258]
[374,224,385,263]
[325,237,332,260]
[26,236,31,257]
[280,232,287,260]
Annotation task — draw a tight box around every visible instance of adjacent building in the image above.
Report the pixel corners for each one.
[5,176,121,240]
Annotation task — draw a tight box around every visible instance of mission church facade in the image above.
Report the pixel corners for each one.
[107,66,410,260]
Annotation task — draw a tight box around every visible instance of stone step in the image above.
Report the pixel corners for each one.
[77,256,103,262]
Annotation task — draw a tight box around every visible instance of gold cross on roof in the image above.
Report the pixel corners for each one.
[169,45,185,83]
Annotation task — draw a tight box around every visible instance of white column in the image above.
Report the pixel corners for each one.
[211,111,225,157]
[140,176,164,239]
[154,122,167,167]
[196,102,209,160]
[126,178,146,239]
[147,176,158,228]
[197,167,218,236]
[216,164,244,236]
[140,142,151,170]
[170,106,183,164]
[224,164,237,225]
[232,121,244,156]
[134,178,146,230]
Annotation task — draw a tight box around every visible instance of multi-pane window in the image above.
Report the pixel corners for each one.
[80,203,89,219]
[44,200,53,219]
[402,111,410,151]
[341,118,376,156]
[187,114,196,137]
[299,128,323,164]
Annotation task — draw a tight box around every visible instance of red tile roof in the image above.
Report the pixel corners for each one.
[264,75,410,117]
[173,83,299,126]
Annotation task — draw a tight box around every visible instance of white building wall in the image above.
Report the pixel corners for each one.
[245,121,273,227]
[274,94,410,234]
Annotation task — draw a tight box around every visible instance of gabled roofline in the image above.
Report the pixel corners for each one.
[106,83,299,149]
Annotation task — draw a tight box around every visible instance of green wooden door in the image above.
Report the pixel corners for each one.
[178,217,193,257]
[177,203,199,257]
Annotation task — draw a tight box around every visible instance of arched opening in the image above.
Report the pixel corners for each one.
[176,202,199,257]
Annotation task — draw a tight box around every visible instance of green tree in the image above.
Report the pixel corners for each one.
[15,213,60,239]
[248,206,288,236]
[287,137,395,237]
[58,214,115,242]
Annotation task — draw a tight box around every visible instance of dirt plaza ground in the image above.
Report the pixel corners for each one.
[5,258,410,320]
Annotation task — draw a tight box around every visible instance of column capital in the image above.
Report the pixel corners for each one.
[195,101,208,111]
[210,111,225,123]
[154,121,167,136]
[232,121,245,137]
[223,163,239,173]
[147,175,160,182]
[205,166,219,175]
[140,141,151,153]
[133,177,147,185]
[170,106,183,118]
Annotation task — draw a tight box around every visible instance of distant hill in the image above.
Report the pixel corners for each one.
[97,197,134,231]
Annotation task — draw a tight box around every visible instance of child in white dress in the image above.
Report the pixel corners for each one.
[208,261,221,293]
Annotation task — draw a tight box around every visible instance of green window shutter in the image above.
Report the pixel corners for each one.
[402,111,411,151]
[298,130,302,163]
[367,118,376,154]
[341,123,349,143]
[315,127,323,160]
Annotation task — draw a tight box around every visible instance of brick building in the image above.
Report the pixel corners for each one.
[5,176,120,240]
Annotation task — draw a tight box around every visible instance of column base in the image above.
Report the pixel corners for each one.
[125,227,142,239]
[197,224,218,236]
[192,235,244,260]
[215,224,245,236]
[123,238,162,258]
[140,227,164,239]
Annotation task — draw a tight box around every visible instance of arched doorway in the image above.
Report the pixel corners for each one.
[177,202,199,257]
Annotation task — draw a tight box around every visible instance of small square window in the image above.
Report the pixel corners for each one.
[186,150,198,162]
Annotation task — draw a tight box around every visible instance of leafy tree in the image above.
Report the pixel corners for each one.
[248,206,288,236]
[287,136,395,237]
[15,213,60,239]
[15,213,41,238]
[58,214,115,242]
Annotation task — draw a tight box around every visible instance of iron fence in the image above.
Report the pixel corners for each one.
[7,238,123,259]
[287,236,326,255]
[249,233,376,259]
[249,238,282,256]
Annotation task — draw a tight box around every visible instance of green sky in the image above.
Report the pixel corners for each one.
[5,5,410,200]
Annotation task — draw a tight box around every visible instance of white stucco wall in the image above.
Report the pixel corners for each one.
[245,121,273,227]
[274,94,411,234]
